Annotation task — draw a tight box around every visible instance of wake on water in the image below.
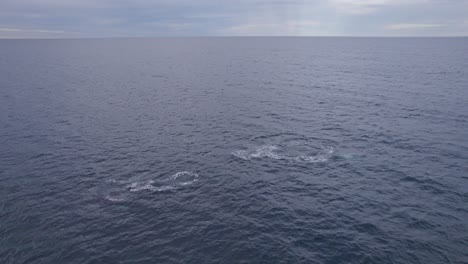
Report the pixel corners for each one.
[127,171,199,192]
[103,171,199,202]
[232,145,335,163]
[103,145,335,202]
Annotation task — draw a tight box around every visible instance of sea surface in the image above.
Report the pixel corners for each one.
[0,38,467,264]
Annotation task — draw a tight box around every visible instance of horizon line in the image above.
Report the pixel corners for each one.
[1,36,468,40]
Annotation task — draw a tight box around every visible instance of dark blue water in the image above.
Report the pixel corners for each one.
[1,38,467,264]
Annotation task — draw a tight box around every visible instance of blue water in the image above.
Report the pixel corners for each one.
[0,38,467,264]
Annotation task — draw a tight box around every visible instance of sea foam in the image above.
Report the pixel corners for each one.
[104,171,199,201]
[127,171,199,193]
[232,145,334,163]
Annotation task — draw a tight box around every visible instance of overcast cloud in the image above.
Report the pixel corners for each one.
[0,0,467,38]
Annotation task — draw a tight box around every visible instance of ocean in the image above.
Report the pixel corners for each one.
[0,38,467,263]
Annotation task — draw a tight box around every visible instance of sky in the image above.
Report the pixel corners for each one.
[0,0,467,38]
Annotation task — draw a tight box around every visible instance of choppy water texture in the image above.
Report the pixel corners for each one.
[1,38,467,264]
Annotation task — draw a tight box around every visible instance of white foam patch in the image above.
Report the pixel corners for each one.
[102,171,199,202]
[105,195,125,202]
[231,150,250,160]
[296,146,335,163]
[171,171,199,182]
[128,182,176,192]
[232,145,281,160]
[232,145,334,163]
[126,171,199,193]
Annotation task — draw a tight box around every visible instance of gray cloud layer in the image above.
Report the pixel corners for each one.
[1,0,467,38]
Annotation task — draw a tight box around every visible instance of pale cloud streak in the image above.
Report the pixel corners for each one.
[385,23,447,30]
[223,20,321,36]
[0,27,66,34]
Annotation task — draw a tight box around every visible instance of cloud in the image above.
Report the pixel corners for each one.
[385,23,447,30]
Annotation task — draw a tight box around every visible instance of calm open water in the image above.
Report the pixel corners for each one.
[0,38,467,264]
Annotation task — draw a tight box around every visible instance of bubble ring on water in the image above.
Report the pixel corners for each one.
[171,171,199,186]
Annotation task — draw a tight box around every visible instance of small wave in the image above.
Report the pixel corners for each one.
[232,145,334,163]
